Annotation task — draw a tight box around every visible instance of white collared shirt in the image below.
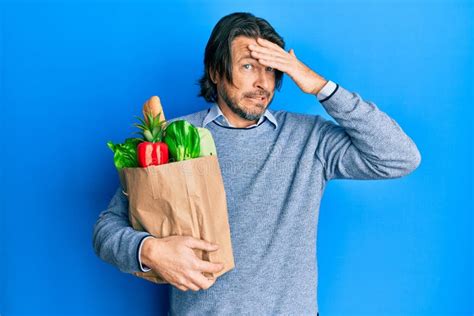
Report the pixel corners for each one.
[201,80,337,130]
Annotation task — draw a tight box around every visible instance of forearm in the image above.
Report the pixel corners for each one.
[92,187,151,273]
[316,83,421,180]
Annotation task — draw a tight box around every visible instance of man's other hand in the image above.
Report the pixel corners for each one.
[141,235,225,291]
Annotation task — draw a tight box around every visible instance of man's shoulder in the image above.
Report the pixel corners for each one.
[269,108,327,128]
[166,108,209,127]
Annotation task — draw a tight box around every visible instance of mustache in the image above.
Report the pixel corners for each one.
[246,91,270,98]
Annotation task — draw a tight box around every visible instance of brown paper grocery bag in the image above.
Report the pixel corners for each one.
[122,155,235,284]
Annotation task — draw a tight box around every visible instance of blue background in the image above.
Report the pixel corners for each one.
[0,0,472,315]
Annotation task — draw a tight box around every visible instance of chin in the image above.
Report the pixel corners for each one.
[244,97,268,109]
[243,103,265,114]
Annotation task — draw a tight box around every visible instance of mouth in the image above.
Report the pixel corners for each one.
[247,96,266,102]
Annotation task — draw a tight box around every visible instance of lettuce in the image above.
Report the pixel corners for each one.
[107,138,142,169]
[163,120,201,162]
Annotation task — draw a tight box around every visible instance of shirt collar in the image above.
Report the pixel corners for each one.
[202,103,278,129]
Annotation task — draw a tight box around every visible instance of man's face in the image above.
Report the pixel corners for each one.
[213,36,276,121]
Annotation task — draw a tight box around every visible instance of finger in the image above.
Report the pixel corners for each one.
[185,237,219,252]
[183,278,201,292]
[257,37,285,53]
[249,45,288,62]
[188,270,216,291]
[194,259,225,273]
[250,51,288,65]
[257,58,288,73]
[248,44,287,59]
[176,275,200,291]
[174,283,189,291]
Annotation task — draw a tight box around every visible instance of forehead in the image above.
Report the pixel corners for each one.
[231,36,259,60]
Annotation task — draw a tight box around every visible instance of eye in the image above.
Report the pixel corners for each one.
[266,67,274,72]
[243,64,253,70]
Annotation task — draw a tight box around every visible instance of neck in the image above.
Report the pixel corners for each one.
[217,100,259,128]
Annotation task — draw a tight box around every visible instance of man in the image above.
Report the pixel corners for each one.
[93,12,421,315]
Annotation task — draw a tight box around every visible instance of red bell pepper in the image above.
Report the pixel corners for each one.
[137,141,169,167]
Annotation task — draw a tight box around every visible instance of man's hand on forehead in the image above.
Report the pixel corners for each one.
[248,37,294,73]
[248,37,328,95]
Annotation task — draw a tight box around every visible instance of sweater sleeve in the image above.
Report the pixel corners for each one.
[315,83,421,181]
[92,186,152,273]
[137,236,155,272]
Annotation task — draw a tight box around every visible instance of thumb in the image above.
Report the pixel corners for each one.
[289,48,296,57]
[186,238,219,251]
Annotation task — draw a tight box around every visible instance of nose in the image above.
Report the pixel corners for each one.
[254,68,272,93]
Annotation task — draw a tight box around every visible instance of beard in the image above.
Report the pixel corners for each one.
[217,82,272,121]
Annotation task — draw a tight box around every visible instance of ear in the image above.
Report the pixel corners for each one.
[210,68,218,84]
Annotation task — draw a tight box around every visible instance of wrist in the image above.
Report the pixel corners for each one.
[311,77,328,95]
[141,236,158,269]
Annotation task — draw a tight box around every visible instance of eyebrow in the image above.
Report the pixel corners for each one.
[238,55,254,62]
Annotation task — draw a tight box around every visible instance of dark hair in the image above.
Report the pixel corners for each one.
[198,12,285,103]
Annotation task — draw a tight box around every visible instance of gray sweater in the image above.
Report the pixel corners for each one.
[92,82,421,315]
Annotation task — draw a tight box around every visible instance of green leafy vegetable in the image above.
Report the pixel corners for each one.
[197,127,217,157]
[107,138,142,169]
[163,120,201,162]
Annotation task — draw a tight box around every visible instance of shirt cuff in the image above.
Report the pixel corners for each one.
[317,80,338,102]
[137,235,155,272]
